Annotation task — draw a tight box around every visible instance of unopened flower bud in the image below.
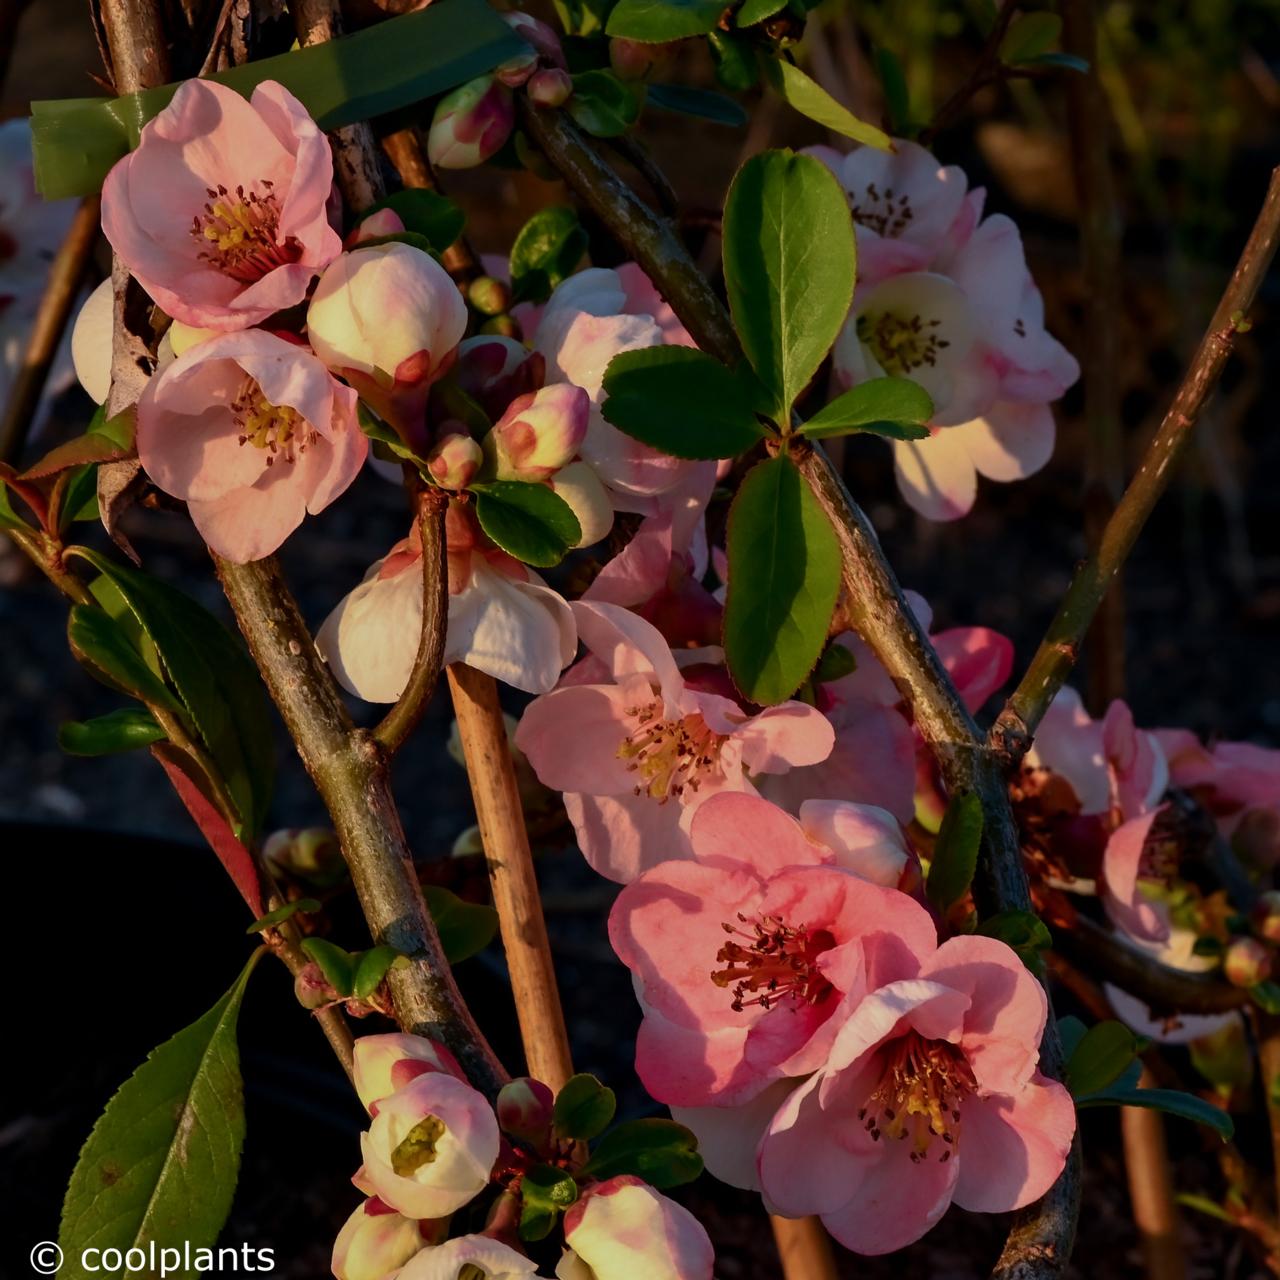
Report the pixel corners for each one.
[528,67,573,108]
[427,76,515,170]
[496,47,540,88]
[487,383,589,482]
[348,208,406,247]
[295,962,340,1010]
[1224,936,1273,988]
[505,11,567,65]
[332,1199,423,1280]
[264,826,345,886]
[496,1077,554,1148]
[1253,891,1280,944]
[549,460,614,547]
[454,336,545,424]
[609,37,677,81]
[559,1176,714,1280]
[359,1073,500,1218]
[468,275,512,317]
[354,1032,467,1112]
[427,432,483,490]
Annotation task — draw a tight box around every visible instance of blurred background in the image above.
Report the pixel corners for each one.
[2,0,1279,1275]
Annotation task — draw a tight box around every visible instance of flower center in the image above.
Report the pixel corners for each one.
[711,913,836,1012]
[617,699,727,803]
[390,1113,446,1177]
[850,182,914,238]
[191,182,302,283]
[233,377,316,465]
[858,1032,976,1161]
[857,310,951,375]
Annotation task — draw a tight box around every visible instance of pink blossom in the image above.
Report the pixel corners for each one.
[1157,728,1280,820]
[427,76,515,170]
[487,382,590,481]
[557,1177,713,1280]
[514,602,835,882]
[332,1199,424,1280]
[135,329,366,562]
[397,1235,540,1280]
[756,934,1075,1254]
[352,1033,466,1114]
[317,504,577,700]
[1099,808,1171,945]
[609,791,935,1106]
[101,79,340,331]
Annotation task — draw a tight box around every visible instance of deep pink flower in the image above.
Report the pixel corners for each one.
[136,329,366,562]
[757,935,1075,1254]
[609,791,934,1107]
[101,79,340,331]
[514,602,835,882]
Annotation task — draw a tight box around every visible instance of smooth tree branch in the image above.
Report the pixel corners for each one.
[992,166,1280,764]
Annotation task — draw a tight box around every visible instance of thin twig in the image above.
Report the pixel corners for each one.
[374,487,448,754]
[0,195,102,464]
[992,167,1280,764]
[919,0,1020,143]
[446,663,575,1091]
[1122,1069,1188,1280]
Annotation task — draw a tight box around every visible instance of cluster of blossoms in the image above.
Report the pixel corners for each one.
[333,1032,712,1280]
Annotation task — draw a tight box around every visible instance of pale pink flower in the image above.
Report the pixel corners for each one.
[514,602,835,882]
[757,934,1075,1254]
[557,1177,713,1280]
[101,79,340,331]
[356,1072,499,1219]
[1099,807,1171,945]
[1157,728,1280,821]
[318,505,577,700]
[136,329,366,562]
[332,1199,425,1280]
[307,241,467,445]
[398,1235,540,1280]
[352,1033,466,1114]
[609,791,935,1106]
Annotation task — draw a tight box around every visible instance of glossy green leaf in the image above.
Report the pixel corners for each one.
[581,1118,703,1189]
[605,0,724,41]
[646,84,747,127]
[813,641,856,684]
[977,908,1052,973]
[723,453,841,705]
[553,1073,618,1142]
[567,70,642,138]
[709,32,759,92]
[59,953,261,1280]
[352,945,403,999]
[1065,1020,1143,1098]
[510,207,589,303]
[67,604,182,712]
[601,347,769,459]
[925,791,983,912]
[802,378,934,440]
[59,464,102,529]
[68,549,275,837]
[424,886,500,964]
[245,899,321,935]
[735,0,788,25]
[0,479,25,531]
[999,11,1063,64]
[762,58,892,150]
[722,150,856,419]
[518,1163,578,1242]
[1077,1084,1234,1141]
[357,189,465,252]
[301,937,355,997]
[30,0,524,199]
[21,406,136,481]
[58,708,166,756]
[471,481,581,569]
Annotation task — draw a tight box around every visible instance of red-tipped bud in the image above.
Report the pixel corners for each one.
[1225,935,1273,988]
[331,1199,423,1280]
[528,67,573,108]
[427,76,515,170]
[486,382,589,481]
[496,1077,555,1149]
[427,432,483,490]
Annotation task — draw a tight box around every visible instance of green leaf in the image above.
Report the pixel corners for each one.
[646,84,748,127]
[30,0,525,199]
[68,549,275,837]
[1176,1193,1236,1225]
[1077,1084,1234,1141]
[518,1162,579,1241]
[356,402,430,470]
[976,909,1052,972]
[67,604,182,712]
[470,481,581,569]
[875,48,911,135]
[301,937,355,997]
[735,0,787,25]
[58,708,166,756]
[1251,981,1280,1014]
[553,1074,618,1142]
[1021,51,1090,73]
[357,189,465,253]
[550,0,616,36]
[813,641,856,684]
[605,0,724,41]
[601,347,769,459]
[424,886,500,964]
[59,954,261,1280]
[510,207,589,304]
[567,70,642,138]
[802,377,934,441]
[581,1118,703,1189]
[1057,1014,1088,1060]
[709,32,760,92]
[723,453,841,705]
[1065,1020,1143,1098]
[999,11,1062,64]
[20,406,136,481]
[0,478,26,531]
[722,150,856,419]
[245,899,321,934]
[353,945,403,999]
[59,464,102,530]
[762,58,892,150]
[925,791,984,912]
